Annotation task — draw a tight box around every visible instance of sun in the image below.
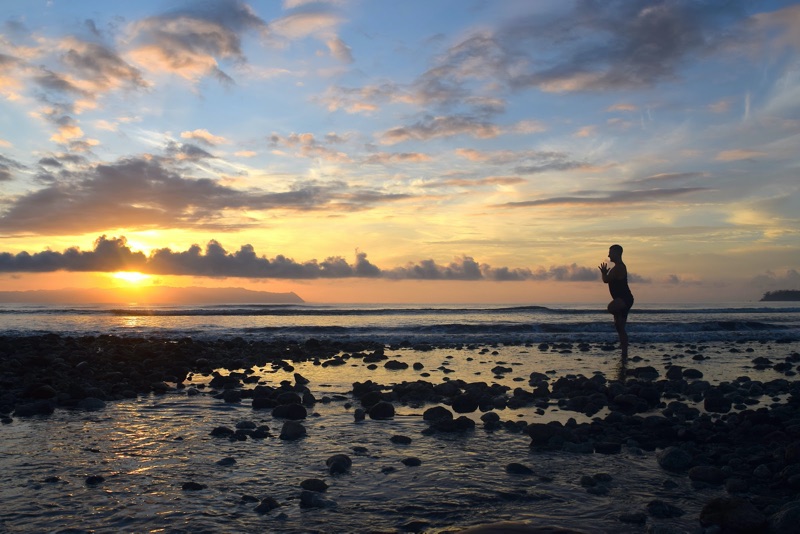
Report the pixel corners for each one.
[112,271,152,284]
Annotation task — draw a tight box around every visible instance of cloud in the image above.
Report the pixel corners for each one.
[58,37,148,94]
[607,103,638,112]
[0,235,604,282]
[502,1,751,92]
[270,132,352,162]
[269,11,341,40]
[380,115,500,144]
[0,154,411,234]
[126,0,266,82]
[325,0,761,116]
[624,172,706,185]
[364,152,431,165]
[49,115,85,144]
[181,129,229,146]
[0,235,146,273]
[501,187,710,208]
[165,141,215,161]
[0,155,26,182]
[751,269,800,290]
[421,176,526,189]
[715,149,765,161]
[325,36,353,63]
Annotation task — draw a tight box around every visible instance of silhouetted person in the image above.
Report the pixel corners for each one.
[599,244,634,356]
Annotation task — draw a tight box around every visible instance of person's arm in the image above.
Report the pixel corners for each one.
[599,263,626,283]
[598,262,610,283]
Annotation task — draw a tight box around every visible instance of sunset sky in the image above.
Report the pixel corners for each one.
[0,0,798,304]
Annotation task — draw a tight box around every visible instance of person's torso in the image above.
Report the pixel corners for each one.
[609,269,633,301]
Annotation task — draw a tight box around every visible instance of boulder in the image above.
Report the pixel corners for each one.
[656,446,692,472]
[423,406,453,422]
[689,465,725,485]
[700,497,766,532]
[452,394,479,414]
[254,496,281,514]
[368,401,395,420]
[326,454,352,475]
[279,421,306,441]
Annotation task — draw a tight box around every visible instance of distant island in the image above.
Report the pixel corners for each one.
[0,286,304,305]
[760,290,800,302]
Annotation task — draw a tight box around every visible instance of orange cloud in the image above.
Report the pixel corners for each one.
[715,149,765,161]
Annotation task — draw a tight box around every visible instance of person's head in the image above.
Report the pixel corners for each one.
[608,244,623,262]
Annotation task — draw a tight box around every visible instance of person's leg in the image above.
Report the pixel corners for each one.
[614,314,629,356]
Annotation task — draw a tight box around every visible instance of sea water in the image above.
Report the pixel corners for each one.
[1,302,798,344]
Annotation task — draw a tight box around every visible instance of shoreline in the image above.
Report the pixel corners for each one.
[2,333,800,532]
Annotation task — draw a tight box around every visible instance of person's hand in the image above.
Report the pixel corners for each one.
[598,262,609,275]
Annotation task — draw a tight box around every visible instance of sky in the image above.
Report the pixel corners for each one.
[0,0,798,304]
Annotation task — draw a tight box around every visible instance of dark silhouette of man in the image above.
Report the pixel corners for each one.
[599,244,634,356]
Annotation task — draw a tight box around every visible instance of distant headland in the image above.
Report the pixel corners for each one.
[0,286,304,305]
[760,290,800,302]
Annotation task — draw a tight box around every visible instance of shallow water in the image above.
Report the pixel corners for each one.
[1,340,797,533]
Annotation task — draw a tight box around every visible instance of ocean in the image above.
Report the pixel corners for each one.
[1,302,799,533]
[1,302,799,344]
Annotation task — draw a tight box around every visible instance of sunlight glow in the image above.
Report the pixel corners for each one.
[112,271,152,284]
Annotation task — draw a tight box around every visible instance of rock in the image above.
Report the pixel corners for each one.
[384,360,408,370]
[354,408,366,422]
[683,368,704,379]
[76,397,106,411]
[368,401,395,420]
[689,465,725,485]
[505,463,534,475]
[451,393,478,414]
[85,475,105,485]
[594,442,622,454]
[725,477,748,493]
[300,490,336,508]
[300,479,328,492]
[252,397,275,410]
[769,501,800,534]
[423,406,453,422]
[699,497,766,532]
[326,454,352,475]
[210,426,235,438]
[222,389,242,403]
[753,464,771,479]
[272,403,307,420]
[28,385,58,399]
[14,400,55,417]
[276,392,302,405]
[704,394,732,413]
[665,366,684,380]
[182,481,207,491]
[279,421,307,440]
[390,435,412,445]
[656,446,692,472]
[426,415,475,433]
[254,496,281,514]
[402,457,422,467]
[294,372,309,385]
[216,457,237,466]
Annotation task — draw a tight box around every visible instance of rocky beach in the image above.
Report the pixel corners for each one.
[1,333,800,533]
